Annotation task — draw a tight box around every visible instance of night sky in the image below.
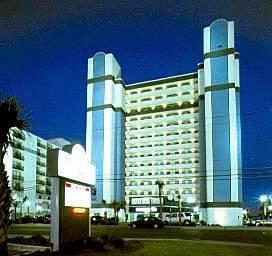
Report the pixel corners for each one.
[1,0,271,213]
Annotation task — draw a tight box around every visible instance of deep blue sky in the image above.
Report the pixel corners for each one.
[1,0,271,213]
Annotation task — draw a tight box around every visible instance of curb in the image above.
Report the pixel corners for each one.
[8,243,51,252]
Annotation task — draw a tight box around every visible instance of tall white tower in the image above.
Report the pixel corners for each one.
[86,52,126,203]
[199,19,242,225]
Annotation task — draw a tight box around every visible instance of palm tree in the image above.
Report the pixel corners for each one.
[110,200,126,223]
[155,181,164,219]
[0,97,27,255]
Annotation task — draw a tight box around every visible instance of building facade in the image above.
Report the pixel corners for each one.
[86,19,242,225]
[4,128,58,218]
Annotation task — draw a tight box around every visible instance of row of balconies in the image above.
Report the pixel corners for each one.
[125,135,199,149]
[37,140,47,149]
[125,111,199,127]
[126,130,199,143]
[125,162,199,172]
[126,95,198,111]
[125,142,199,154]
[126,122,199,136]
[12,131,25,140]
[12,174,24,181]
[126,83,198,101]
[125,152,199,163]
[125,159,199,169]
[13,151,24,161]
[125,173,199,181]
[12,181,23,191]
[13,163,24,171]
[126,188,199,196]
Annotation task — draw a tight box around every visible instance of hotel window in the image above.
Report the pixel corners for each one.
[130,91,138,95]
[142,88,152,93]
[130,100,137,103]
[142,98,151,102]
[155,87,163,90]
[167,94,178,98]
[166,84,177,89]
[182,82,190,86]
[155,96,163,100]
[182,91,190,95]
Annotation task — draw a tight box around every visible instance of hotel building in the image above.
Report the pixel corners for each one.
[4,129,70,218]
[86,19,242,225]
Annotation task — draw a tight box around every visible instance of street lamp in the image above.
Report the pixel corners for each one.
[25,200,31,216]
[167,194,174,226]
[177,195,182,225]
[36,205,42,216]
[260,195,268,225]
[187,197,195,222]
[12,194,18,222]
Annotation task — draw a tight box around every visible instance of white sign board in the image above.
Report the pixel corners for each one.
[58,144,92,185]
[64,182,91,208]
[131,197,160,205]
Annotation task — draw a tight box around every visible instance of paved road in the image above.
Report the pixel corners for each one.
[9,223,272,236]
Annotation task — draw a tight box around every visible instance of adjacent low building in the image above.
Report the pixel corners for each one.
[5,128,95,219]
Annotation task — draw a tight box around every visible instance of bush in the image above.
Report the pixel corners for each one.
[199,220,207,226]
[109,236,124,248]
[29,234,50,246]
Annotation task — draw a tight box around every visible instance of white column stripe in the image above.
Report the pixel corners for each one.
[229,88,238,201]
[228,21,235,49]
[205,91,213,202]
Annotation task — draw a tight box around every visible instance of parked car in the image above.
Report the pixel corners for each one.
[20,215,34,224]
[33,215,51,224]
[164,212,196,226]
[128,216,164,229]
[254,216,272,226]
[91,216,118,225]
[244,218,256,226]
[91,216,106,225]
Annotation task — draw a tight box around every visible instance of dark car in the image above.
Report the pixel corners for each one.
[91,216,118,225]
[33,215,51,224]
[20,215,34,224]
[128,216,164,229]
[105,217,118,225]
[91,216,106,225]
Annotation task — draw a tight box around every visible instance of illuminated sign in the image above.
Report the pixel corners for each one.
[58,145,92,184]
[131,197,160,205]
[64,182,91,208]
[136,207,157,213]
[72,208,86,214]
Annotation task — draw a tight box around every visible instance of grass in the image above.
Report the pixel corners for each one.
[91,224,272,246]
[115,240,272,256]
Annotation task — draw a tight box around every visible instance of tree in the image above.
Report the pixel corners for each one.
[110,200,126,223]
[155,181,164,219]
[0,97,27,255]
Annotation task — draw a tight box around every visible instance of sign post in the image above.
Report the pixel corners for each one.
[47,144,94,252]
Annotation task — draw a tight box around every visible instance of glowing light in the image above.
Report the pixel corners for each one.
[268,205,272,211]
[260,195,268,202]
[193,206,199,212]
[72,208,86,214]
[187,197,195,204]
[65,182,90,208]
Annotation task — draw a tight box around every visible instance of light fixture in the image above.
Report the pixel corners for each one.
[260,195,268,202]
